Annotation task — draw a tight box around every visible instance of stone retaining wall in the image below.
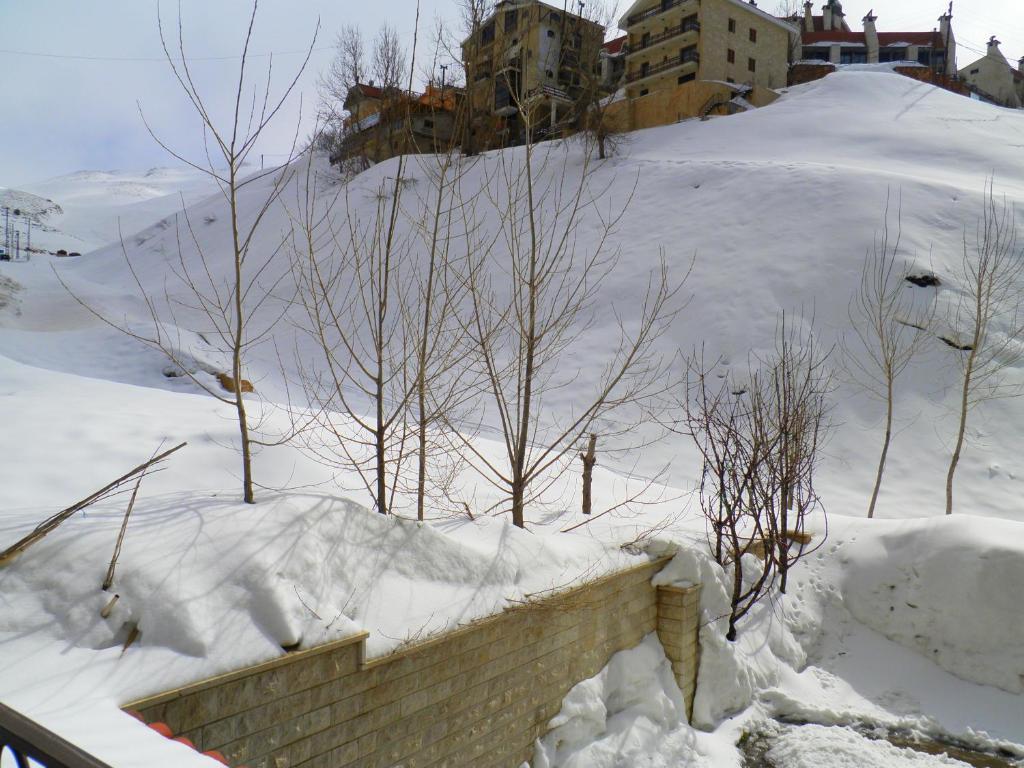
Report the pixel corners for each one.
[126,556,701,768]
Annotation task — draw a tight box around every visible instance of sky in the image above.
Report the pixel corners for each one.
[0,0,1020,186]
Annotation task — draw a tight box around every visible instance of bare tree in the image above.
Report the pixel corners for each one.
[455,103,678,528]
[755,314,831,594]
[59,3,317,504]
[291,170,416,516]
[944,182,1024,515]
[294,5,472,518]
[681,313,830,636]
[569,0,627,160]
[316,26,367,156]
[844,195,933,518]
[453,0,493,156]
[682,353,779,641]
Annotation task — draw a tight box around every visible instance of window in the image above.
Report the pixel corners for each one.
[749,28,757,43]
[748,57,756,72]
[545,69,554,78]
[728,18,736,33]
[481,22,495,43]
[970,67,980,74]
[678,72,696,84]
[727,48,735,63]
[504,10,517,32]
[640,88,649,95]
[546,29,556,38]
[423,119,434,127]
[726,77,735,83]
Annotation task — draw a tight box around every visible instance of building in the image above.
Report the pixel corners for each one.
[601,34,628,90]
[331,83,462,165]
[617,0,797,100]
[791,1,956,74]
[959,37,1024,108]
[460,0,604,150]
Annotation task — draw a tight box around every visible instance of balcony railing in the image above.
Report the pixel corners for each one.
[627,0,691,27]
[632,17,700,52]
[625,48,699,83]
[1,702,114,768]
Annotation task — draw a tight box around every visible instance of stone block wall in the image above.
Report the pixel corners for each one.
[126,556,701,768]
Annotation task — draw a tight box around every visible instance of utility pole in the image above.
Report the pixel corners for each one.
[26,218,31,260]
[2,207,9,258]
[14,231,20,262]
[439,63,448,100]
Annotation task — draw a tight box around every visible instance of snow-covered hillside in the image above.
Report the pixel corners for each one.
[1,166,222,255]
[1,70,1023,767]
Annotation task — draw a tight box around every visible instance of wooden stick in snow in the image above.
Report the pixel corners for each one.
[0,442,186,567]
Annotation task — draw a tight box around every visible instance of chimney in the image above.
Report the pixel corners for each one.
[1019,55,1024,72]
[822,2,832,32]
[863,11,879,63]
[987,36,1002,56]
[938,11,951,40]
[832,0,844,30]
[804,1,814,32]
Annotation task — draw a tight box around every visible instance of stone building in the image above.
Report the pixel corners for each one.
[617,0,797,101]
[959,37,1024,109]
[331,83,462,165]
[460,0,604,150]
[791,1,957,75]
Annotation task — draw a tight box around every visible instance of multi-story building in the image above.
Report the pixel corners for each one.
[618,0,797,100]
[331,83,462,165]
[793,2,957,75]
[959,37,1023,109]
[460,0,604,150]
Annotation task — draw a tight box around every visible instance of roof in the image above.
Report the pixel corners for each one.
[603,35,627,55]
[877,32,943,47]
[802,30,943,47]
[347,83,385,101]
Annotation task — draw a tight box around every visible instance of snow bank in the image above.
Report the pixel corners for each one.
[651,544,810,729]
[531,634,690,768]
[766,724,972,767]
[840,515,1024,694]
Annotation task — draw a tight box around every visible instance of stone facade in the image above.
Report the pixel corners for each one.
[605,79,779,132]
[460,0,604,149]
[959,38,1024,109]
[125,557,701,768]
[620,0,796,101]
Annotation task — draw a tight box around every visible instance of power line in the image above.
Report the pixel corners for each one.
[0,46,333,63]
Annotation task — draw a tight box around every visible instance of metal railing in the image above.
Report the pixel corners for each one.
[632,18,700,52]
[0,703,113,768]
[626,0,693,27]
[625,48,699,83]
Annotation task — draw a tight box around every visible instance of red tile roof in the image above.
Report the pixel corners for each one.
[802,31,865,44]
[603,35,627,55]
[877,32,943,47]
[802,30,944,48]
[352,83,384,99]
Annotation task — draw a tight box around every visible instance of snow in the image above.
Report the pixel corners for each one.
[2,69,1024,766]
[765,725,972,768]
[840,515,1024,694]
[531,634,690,768]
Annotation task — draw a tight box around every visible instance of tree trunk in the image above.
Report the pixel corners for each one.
[229,169,254,505]
[511,475,525,528]
[867,378,894,518]
[415,385,428,524]
[580,433,597,515]
[946,354,974,516]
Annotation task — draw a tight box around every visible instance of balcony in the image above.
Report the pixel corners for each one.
[630,17,699,53]
[625,48,699,83]
[626,0,693,27]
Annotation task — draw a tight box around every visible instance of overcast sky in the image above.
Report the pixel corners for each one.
[1,0,1020,186]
